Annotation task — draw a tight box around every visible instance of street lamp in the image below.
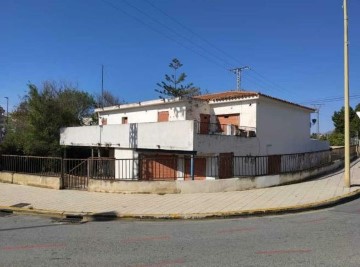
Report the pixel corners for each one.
[343,0,350,188]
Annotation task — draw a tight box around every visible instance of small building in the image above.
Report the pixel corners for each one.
[60,91,329,180]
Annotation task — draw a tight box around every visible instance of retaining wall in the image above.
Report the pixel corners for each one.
[0,172,61,189]
[88,160,344,194]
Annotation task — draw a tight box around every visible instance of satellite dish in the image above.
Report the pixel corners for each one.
[312,119,317,125]
[357,111,360,119]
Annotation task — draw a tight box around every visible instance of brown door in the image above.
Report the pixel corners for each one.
[199,114,210,134]
[140,155,177,180]
[218,153,234,179]
[268,155,281,175]
[184,157,206,180]
[158,111,169,122]
[216,114,239,133]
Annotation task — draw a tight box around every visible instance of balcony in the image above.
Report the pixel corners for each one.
[194,121,256,137]
[60,120,195,151]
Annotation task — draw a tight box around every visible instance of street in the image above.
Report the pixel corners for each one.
[1,198,360,267]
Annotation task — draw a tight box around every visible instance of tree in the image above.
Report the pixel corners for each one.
[0,106,5,143]
[328,104,360,146]
[95,90,122,108]
[0,81,95,156]
[155,58,201,98]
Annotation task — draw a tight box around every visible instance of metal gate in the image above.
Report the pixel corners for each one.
[62,159,88,190]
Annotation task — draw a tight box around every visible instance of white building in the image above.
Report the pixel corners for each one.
[60,91,329,180]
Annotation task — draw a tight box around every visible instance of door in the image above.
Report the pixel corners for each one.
[158,111,169,122]
[268,155,281,175]
[140,154,177,180]
[199,114,210,134]
[184,157,206,180]
[218,153,234,179]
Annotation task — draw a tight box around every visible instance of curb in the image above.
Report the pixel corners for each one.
[2,188,360,221]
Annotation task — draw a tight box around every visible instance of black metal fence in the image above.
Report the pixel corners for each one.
[0,155,62,177]
[0,145,358,181]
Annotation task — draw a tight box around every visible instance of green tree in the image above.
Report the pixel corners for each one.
[0,81,95,156]
[155,58,201,98]
[329,104,360,146]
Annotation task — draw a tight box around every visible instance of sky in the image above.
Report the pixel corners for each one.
[1,0,359,133]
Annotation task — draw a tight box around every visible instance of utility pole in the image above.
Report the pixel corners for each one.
[4,97,8,124]
[230,66,250,91]
[101,64,104,108]
[343,0,350,187]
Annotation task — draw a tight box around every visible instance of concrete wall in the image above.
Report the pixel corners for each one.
[209,99,257,128]
[194,134,261,156]
[256,97,329,155]
[98,99,209,125]
[60,120,195,151]
[0,172,60,189]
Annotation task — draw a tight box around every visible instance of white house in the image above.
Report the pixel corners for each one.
[60,91,329,180]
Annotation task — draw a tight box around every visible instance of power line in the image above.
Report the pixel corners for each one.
[300,94,360,104]
[100,0,230,70]
[143,0,241,67]
[122,0,234,69]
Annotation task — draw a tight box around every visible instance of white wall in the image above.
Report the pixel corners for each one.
[60,120,195,151]
[256,97,329,154]
[194,135,262,156]
[99,101,190,125]
[209,99,257,128]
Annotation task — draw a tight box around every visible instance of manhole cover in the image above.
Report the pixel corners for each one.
[10,203,31,208]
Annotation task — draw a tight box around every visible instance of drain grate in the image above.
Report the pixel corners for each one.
[10,203,31,208]
[52,215,85,224]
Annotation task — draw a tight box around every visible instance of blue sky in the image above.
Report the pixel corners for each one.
[1,0,359,133]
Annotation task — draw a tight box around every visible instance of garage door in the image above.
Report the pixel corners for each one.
[184,157,206,180]
[140,155,177,180]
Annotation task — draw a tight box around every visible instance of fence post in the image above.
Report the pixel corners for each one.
[190,155,195,181]
[60,158,64,189]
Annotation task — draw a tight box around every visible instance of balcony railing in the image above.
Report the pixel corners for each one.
[194,121,256,137]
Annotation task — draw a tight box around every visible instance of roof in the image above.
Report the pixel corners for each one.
[194,91,315,112]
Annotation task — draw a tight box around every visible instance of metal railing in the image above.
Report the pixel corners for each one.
[194,121,256,137]
[0,155,62,176]
[0,145,358,181]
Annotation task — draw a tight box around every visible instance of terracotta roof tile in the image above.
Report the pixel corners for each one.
[194,91,258,101]
[194,90,315,112]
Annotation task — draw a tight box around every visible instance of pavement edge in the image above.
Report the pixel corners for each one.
[1,188,360,220]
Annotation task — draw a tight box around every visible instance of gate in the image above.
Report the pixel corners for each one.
[62,159,89,190]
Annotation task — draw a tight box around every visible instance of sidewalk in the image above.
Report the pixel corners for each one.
[1,160,360,219]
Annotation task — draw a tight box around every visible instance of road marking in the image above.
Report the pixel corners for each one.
[256,249,312,255]
[1,243,65,251]
[217,227,257,234]
[123,235,171,243]
[129,258,185,267]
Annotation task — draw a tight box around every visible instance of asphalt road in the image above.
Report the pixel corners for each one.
[1,198,360,267]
